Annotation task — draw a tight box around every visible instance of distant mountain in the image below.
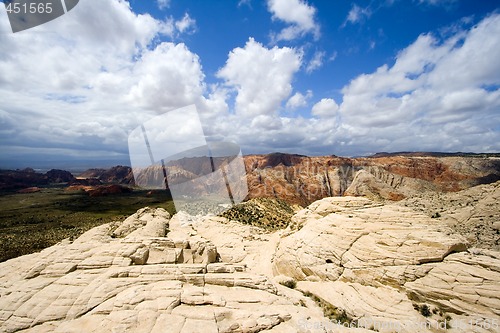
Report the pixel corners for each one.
[370,151,500,158]
[128,152,500,205]
[78,166,134,184]
[0,168,75,191]
[4,152,500,205]
[244,153,500,205]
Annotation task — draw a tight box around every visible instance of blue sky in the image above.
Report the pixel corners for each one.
[0,0,499,169]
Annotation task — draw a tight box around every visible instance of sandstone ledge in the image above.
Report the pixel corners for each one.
[1,195,499,332]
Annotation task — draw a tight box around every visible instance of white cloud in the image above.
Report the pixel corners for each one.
[416,0,458,6]
[267,0,320,41]
[329,51,338,62]
[312,98,339,118]
[217,38,302,117]
[0,0,217,166]
[175,13,196,34]
[157,0,170,10]
[338,13,500,154]
[126,43,205,112]
[159,13,197,38]
[0,0,498,167]
[286,90,313,109]
[343,4,372,27]
[306,51,325,73]
[238,0,252,8]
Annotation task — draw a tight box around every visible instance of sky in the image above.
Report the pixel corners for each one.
[0,0,499,169]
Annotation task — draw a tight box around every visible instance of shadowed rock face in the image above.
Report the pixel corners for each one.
[78,165,134,184]
[0,169,76,191]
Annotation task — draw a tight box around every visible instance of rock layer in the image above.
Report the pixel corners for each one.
[1,194,499,332]
[399,180,500,250]
[272,196,500,332]
[244,154,500,205]
[0,208,337,333]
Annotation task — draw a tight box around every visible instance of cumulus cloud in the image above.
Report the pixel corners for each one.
[0,0,215,166]
[267,0,320,41]
[312,98,339,118]
[126,43,205,112]
[286,90,313,109]
[159,13,197,38]
[217,38,302,117]
[339,13,500,154]
[175,13,196,34]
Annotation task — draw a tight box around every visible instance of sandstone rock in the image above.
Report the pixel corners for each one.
[271,196,500,333]
[398,180,500,250]
[344,169,407,201]
[1,197,499,333]
[297,281,425,332]
[129,245,149,265]
[404,250,500,317]
[112,207,170,238]
[244,154,500,205]
[16,187,41,194]
[273,197,468,282]
[0,207,332,333]
[206,263,246,273]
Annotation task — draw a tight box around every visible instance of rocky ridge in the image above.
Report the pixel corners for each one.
[273,197,500,331]
[0,208,333,333]
[244,153,500,205]
[398,180,500,250]
[1,182,499,332]
[3,154,499,207]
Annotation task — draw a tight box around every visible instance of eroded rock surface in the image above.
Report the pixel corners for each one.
[0,208,336,333]
[399,180,500,250]
[1,195,499,332]
[272,196,500,332]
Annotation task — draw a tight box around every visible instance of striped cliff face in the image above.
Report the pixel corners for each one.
[243,153,500,205]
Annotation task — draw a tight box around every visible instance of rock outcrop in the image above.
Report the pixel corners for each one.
[65,184,132,197]
[271,196,500,332]
[1,194,499,332]
[399,180,500,250]
[78,166,134,184]
[0,208,336,333]
[273,197,469,283]
[244,153,500,205]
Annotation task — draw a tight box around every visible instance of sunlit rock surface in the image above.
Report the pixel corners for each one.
[1,189,499,332]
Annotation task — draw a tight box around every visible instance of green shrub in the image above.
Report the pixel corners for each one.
[302,291,354,325]
[420,304,431,317]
